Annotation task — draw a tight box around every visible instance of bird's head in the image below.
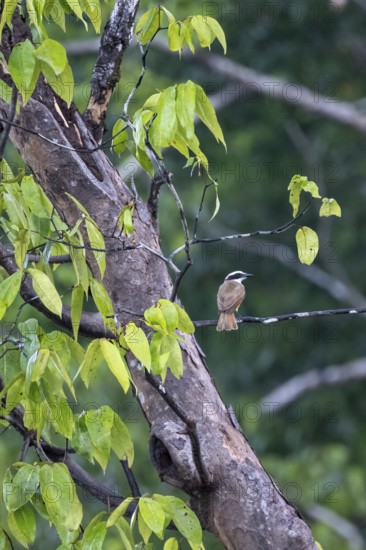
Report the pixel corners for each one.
[224,271,253,283]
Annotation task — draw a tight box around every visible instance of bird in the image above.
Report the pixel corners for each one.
[216,271,253,331]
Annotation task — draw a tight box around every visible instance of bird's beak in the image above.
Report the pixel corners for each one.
[245,273,254,277]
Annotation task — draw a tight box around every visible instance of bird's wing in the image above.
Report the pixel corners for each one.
[217,281,245,313]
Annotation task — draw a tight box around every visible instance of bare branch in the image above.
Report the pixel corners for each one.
[260,358,366,410]
[306,504,365,548]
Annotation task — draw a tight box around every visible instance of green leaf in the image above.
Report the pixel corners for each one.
[208,181,220,222]
[150,333,170,381]
[149,86,178,154]
[41,61,74,107]
[85,406,114,471]
[154,495,202,545]
[315,543,324,550]
[319,197,342,217]
[205,16,227,53]
[124,323,151,369]
[79,339,103,387]
[139,497,165,539]
[89,278,114,318]
[114,516,135,550]
[81,512,107,550]
[176,81,196,140]
[138,509,152,545]
[166,335,183,378]
[0,270,22,310]
[21,175,53,218]
[174,303,195,334]
[39,463,82,532]
[8,40,38,104]
[34,39,67,75]
[80,0,101,33]
[288,175,320,217]
[100,339,130,393]
[194,84,226,149]
[0,529,12,550]
[71,285,84,341]
[31,348,50,382]
[3,464,39,512]
[190,16,214,48]
[106,497,135,527]
[164,538,179,550]
[110,413,134,466]
[14,228,30,268]
[135,6,160,44]
[85,219,106,278]
[0,0,18,37]
[8,504,36,548]
[296,226,319,265]
[112,119,128,155]
[144,306,167,333]
[27,268,62,317]
[158,299,178,332]
[70,242,89,295]
[0,80,13,104]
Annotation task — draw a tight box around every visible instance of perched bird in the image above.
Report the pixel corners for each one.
[216,271,253,331]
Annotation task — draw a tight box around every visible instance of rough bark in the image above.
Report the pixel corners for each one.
[0,12,318,550]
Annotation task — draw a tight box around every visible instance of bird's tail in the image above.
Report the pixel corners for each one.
[216,312,238,331]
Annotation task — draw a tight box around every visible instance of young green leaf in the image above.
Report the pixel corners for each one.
[194,84,226,149]
[90,278,114,318]
[158,299,178,332]
[114,516,135,549]
[27,268,63,317]
[296,226,319,265]
[8,504,36,548]
[164,538,179,550]
[8,40,38,104]
[71,285,84,341]
[112,119,129,154]
[39,463,82,532]
[190,16,214,48]
[135,6,160,44]
[41,62,74,107]
[85,406,114,471]
[78,339,103,387]
[81,512,107,550]
[110,413,134,466]
[0,270,22,310]
[0,0,18,37]
[176,81,196,140]
[85,218,106,278]
[144,306,168,333]
[106,497,135,527]
[34,39,68,75]
[21,175,53,218]
[174,303,195,334]
[288,175,302,217]
[0,528,11,550]
[3,464,39,512]
[319,197,341,217]
[139,497,165,539]
[100,339,130,393]
[205,16,227,53]
[153,495,202,545]
[124,323,151,369]
[166,335,183,378]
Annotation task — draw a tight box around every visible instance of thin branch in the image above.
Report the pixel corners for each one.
[260,357,366,410]
[195,306,366,328]
[169,198,312,260]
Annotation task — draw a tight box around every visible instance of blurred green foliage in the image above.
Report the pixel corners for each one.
[2,0,366,548]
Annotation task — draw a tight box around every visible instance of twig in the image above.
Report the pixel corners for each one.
[195,306,366,328]
[169,198,313,260]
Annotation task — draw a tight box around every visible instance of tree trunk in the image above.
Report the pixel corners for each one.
[0,12,318,550]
